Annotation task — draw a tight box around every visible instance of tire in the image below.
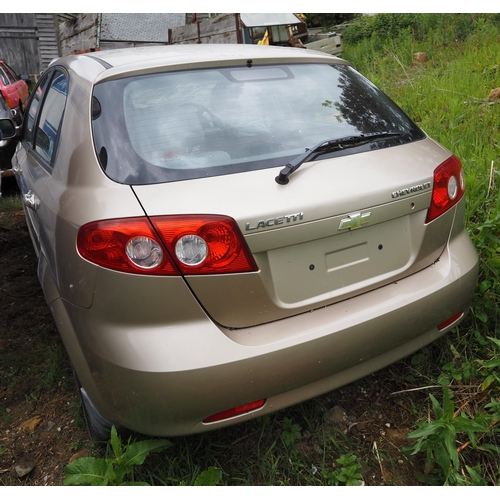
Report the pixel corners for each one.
[10,106,23,127]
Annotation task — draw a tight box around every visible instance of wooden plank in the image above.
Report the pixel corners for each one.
[198,14,238,37]
[171,13,240,44]
[100,41,167,50]
[0,12,36,29]
[170,22,198,43]
[0,13,39,73]
[59,13,98,42]
[60,28,98,55]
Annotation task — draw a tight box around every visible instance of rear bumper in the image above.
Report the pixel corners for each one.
[55,226,478,437]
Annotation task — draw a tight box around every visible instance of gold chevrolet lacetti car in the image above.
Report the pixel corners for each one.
[0,44,478,440]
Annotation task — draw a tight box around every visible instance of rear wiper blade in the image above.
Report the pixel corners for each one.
[275,132,401,185]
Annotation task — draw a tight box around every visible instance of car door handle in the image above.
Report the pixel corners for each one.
[24,191,41,211]
[11,163,22,176]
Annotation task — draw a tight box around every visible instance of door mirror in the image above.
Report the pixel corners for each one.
[0,118,16,140]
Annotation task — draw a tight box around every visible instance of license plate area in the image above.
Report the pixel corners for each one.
[267,216,411,305]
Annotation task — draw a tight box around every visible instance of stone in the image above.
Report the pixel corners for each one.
[489,88,500,101]
[413,52,428,63]
[18,416,42,434]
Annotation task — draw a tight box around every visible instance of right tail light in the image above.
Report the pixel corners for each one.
[425,155,465,223]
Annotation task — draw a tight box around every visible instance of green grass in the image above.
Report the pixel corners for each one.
[343,13,500,485]
[0,193,22,214]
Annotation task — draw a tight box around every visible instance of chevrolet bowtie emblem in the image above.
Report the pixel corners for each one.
[338,211,371,230]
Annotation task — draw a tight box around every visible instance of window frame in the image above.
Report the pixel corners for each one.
[22,67,69,172]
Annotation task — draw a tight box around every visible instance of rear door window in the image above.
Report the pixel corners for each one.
[34,72,68,164]
[25,74,50,145]
[0,64,15,84]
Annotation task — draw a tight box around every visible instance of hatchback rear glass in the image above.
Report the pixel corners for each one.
[92,63,424,185]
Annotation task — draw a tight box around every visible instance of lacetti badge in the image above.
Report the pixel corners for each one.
[391,182,431,198]
[245,212,304,231]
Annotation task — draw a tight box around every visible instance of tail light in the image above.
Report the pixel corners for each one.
[151,215,258,275]
[77,217,178,275]
[425,155,465,223]
[77,215,257,276]
[1,91,16,110]
[5,97,16,109]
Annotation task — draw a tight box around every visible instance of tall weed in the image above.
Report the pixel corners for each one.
[344,13,500,485]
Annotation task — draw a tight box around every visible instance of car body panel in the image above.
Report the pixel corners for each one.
[0,93,15,148]
[55,220,477,436]
[0,60,29,114]
[132,138,454,327]
[89,44,347,84]
[12,44,478,437]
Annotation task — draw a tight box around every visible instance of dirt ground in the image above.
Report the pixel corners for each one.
[0,184,422,486]
[0,189,91,486]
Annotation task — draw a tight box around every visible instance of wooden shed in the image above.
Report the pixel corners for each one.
[58,13,189,56]
[0,13,60,76]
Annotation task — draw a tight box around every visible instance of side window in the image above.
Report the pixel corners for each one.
[34,71,68,165]
[0,67,9,86]
[3,63,19,81]
[25,73,50,145]
[1,63,17,82]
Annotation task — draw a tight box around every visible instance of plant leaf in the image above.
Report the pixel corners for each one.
[64,457,113,486]
[406,420,445,439]
[123,439,172,468]
[443,425,459,470]
[194,466,223,486]
[442,389,454,419]
[110,426,122,460]
[429,393,443,419]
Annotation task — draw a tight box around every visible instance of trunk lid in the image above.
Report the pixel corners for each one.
[133,138,454,328]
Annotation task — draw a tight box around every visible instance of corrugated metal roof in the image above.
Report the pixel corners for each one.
[239,13,302,28]
[100,13,186,42]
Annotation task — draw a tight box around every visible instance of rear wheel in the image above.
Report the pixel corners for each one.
[11,105,23,126]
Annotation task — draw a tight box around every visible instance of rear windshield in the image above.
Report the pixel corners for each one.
[92,63,424,184]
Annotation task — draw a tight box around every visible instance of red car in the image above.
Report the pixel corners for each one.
[0,59,29,125]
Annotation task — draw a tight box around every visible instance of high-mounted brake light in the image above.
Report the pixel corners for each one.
[77,215,257,276]
[425,155,465,223]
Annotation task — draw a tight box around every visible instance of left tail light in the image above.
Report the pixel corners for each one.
[77,217,178,275]
[2,91,16,110]
[77,215,257,276]
[425,155,465,223]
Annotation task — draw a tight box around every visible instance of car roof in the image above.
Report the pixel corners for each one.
[59,44,347,85]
